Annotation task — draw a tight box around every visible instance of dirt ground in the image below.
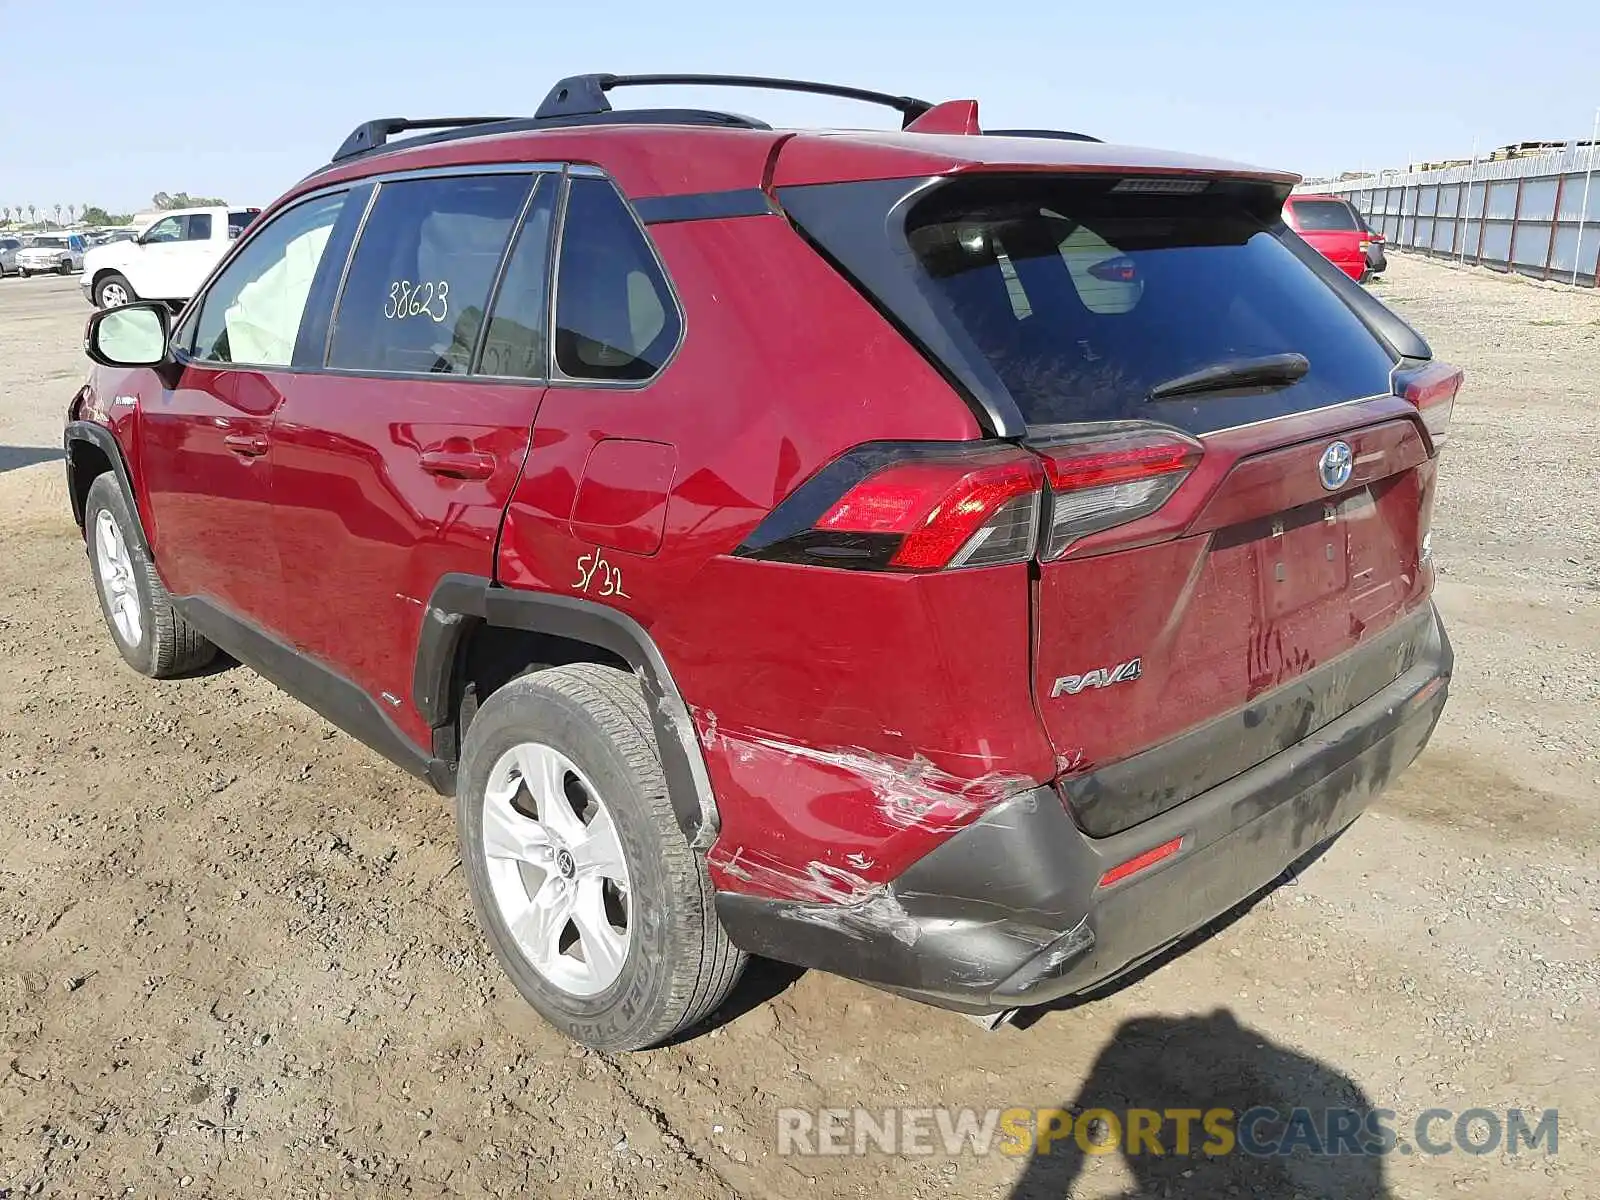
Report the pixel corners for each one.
[1,256,1596,1199]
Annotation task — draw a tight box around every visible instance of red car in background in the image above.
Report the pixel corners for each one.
[1283,193,1372,281]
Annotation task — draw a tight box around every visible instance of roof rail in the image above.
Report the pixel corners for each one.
[535,73,935,128]
[324,109,771,171]
[983,128,1103,144]
[332,117,514,163]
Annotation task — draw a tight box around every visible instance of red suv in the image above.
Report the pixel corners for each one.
[65,74,1457,1051]
[1282,193,1373,281]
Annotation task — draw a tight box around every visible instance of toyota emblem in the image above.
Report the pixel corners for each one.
[1318,440,1354,491]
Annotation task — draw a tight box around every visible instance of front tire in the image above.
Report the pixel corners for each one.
[95,272,135,308]
[84,474,217,678]
[457,664,745,1051]
[57,258,72,276]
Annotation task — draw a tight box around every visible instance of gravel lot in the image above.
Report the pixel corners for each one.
[1,256,1596,1199]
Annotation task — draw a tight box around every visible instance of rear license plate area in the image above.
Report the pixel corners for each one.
[1254,495,1352,619]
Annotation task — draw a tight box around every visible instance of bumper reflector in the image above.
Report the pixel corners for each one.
[1098,836,1185,888]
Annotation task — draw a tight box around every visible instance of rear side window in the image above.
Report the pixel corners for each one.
[1288,200,1359,231]
[903,176,1395,427]
[328,174,533,375]
[186,213,213,240]
[553,177,679,382]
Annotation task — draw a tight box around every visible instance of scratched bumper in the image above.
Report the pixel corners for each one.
[716,603,1451,1014]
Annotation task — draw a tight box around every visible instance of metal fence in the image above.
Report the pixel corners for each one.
[1302,145,1600,287]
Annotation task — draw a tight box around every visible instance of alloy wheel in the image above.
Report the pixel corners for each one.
[481,742,632,998]
[94,509,142,646]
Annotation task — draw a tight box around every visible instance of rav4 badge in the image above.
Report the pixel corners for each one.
[1051,658,1143,698]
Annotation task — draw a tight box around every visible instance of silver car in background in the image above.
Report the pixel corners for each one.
[0,236,22,277]
[16,233,87,276]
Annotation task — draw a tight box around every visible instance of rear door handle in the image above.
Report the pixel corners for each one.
[223,433,269,457]
[418,448,496,481]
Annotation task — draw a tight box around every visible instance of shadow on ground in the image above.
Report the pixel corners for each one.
[0,445,61,474]
[1008,1008,1390,1199]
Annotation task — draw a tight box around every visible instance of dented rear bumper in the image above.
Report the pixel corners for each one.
[715,603,1451,1013]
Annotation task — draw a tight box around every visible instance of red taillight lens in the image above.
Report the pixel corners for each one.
[817,451,1044,570]
[1396,361,1463,449]
[1035,428,1202,559]
[737,444,1046,573]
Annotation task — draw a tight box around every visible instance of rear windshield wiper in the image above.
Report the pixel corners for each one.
[1146,352,1310,402]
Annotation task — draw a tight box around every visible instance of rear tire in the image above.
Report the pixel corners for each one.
[84,473,217,678]
[95,273,135,308]
[57,258,72,276]
[457,664,745,1051]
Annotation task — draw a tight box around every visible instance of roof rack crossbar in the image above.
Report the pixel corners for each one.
[535,73,935,127]
[332,116,514,163]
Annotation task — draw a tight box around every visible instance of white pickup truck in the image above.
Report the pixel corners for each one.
[82,205,261,309]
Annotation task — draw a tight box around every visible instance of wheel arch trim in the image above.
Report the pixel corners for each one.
[415,575,721,849]
[64,420,150,556]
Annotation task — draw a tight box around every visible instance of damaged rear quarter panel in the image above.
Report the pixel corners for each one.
[647,557,1056,901]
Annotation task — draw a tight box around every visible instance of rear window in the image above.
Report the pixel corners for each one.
[903,176,1395,427]
[1288,199,1360,231]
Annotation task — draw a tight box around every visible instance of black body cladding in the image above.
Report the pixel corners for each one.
[718,607,1451,1012]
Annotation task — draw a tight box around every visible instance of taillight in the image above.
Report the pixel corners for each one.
[1395,361,1463,450]
[735,429,1202,572]
[1034,428,1202,559]
[734,443,1044,572]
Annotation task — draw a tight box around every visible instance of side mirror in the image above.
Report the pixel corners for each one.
[85,302,171,367]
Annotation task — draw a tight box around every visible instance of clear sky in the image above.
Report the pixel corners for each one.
[1,0,1595,215]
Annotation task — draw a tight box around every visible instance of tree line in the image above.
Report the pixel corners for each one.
[1,192,229,229]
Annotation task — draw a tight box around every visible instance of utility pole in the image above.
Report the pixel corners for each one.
[1571,108,1599,286]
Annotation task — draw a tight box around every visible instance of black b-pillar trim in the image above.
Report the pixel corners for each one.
[414,575,721,849]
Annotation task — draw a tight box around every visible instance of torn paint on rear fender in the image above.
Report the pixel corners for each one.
[717,849,921,945]
[698,710,1044,903]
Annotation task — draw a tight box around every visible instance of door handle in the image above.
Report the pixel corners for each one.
[418,448,496,481]
[223,432,269,457]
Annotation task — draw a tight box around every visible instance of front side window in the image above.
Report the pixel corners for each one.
[553,177,680,382]
[188,191,348,367]
[141,216,183,243]
[328,173,533,375]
